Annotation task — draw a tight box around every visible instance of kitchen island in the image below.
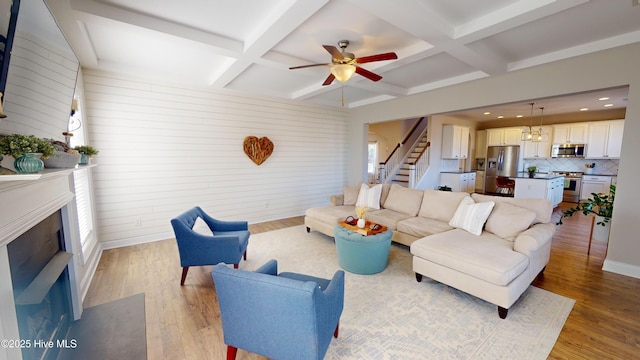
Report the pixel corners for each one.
[514,173,564,207]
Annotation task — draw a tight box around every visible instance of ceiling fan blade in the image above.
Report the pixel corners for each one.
[356,52,398,64]
[322,73,335,86]
[289,63,331,70]
[355,66,383,82]
[323,45,344,60]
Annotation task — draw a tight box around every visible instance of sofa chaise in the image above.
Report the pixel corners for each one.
[304,183,555,318]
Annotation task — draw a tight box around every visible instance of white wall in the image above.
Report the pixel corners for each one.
[349,43,640,278]
[81,70,349,247]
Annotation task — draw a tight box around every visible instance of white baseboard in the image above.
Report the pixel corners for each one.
[101,231,174,250]
[602,259,640,279]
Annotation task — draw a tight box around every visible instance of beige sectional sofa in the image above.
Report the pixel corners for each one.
[304,183,555,318]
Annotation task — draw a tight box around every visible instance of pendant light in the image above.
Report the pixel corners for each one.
[521,102,536,141]
[531,107,545,142]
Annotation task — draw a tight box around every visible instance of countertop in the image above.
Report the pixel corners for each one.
[513,172,564,179]
[441,171,476,174]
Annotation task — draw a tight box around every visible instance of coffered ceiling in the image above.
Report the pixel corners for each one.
[45,0,640,110]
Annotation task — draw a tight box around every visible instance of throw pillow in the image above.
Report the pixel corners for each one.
[485,202,537,241]
[355,183,382,209]
[343,184,360,206]
[382,184,424,216]
[448,197,495,236]
[418,189,470,221]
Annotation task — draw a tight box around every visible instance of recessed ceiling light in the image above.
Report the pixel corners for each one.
[497,116,504,119]
[598,97,610,101]
[579,108,589,111]
[483,112,491,115]
[604,103,614,107]
[516,115,523,118]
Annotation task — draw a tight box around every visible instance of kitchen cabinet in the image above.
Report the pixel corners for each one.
[441,125,470,159]
[522,126,553,158]
[552,123,589,144]
[441,172,476,193]
[475,130,487,158]
[514,176,564,208]
[487,127,522,146]
[475,170,485,192]
[580,175,612,201]
[585,120,624,159]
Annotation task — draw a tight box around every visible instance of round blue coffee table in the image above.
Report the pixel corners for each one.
[333,225,393,274]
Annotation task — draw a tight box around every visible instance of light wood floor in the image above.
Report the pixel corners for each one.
[83,206,640,359]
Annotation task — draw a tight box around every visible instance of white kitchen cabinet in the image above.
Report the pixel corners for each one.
[580,175,612,201]
[514,176,564,208]
[487,127,522,146]
[475,170,485,192]
[440,172,475,193]
[585,120,624,159]
[522,126,553,158]
[475,130,487,158]
[552,123,589,144]
[441,125,470,159]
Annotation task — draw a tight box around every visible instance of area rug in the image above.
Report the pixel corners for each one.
[58,293,147,360]
[243,225,574,360]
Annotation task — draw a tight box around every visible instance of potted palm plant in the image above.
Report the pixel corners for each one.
[557,184,615,242]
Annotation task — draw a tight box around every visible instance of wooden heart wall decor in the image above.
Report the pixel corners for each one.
[243,136,274,166]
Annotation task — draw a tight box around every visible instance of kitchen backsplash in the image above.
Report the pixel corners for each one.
[524,158,618,175]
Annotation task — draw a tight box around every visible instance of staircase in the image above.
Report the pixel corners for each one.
[377,117,430,188]
[390,133,429,186]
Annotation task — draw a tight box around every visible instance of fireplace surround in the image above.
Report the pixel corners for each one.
[0,171,85,360]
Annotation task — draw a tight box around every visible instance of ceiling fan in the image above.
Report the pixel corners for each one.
[289,40,397,86]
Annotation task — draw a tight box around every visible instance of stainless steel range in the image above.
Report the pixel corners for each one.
[554,171,583,203]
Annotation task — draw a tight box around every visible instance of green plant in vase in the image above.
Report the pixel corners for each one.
[73,145,99,165]
[0,134,55,173]
[527,166,537,178]
[557,184,615,227]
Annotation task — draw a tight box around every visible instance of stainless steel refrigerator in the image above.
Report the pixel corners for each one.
[484,145,519,194]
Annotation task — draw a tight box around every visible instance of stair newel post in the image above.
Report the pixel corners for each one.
[378,163,386,183]
[409,164,416,188]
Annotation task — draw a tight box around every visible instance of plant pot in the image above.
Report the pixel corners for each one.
[592,215,610,243]
[14,153,44,174]
[79,153,90,165]
[528,171,535,178]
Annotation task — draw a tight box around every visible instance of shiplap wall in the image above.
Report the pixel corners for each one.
[0,31,78,139]
[81,70,350,246]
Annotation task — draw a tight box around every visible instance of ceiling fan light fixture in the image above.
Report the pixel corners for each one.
[330,64,356,83]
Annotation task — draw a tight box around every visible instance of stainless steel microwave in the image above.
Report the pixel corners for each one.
[551,143,585,158]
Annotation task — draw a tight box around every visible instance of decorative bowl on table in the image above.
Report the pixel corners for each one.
[43,150,81,168]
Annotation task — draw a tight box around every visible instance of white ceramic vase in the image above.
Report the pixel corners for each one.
[357,218,366,228]
[592,215,611,243]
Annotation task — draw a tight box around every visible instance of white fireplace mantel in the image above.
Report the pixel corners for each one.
[0,168,88,360]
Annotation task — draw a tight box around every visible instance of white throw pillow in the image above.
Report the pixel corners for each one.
[355,183,382,210]
[448,197,495,236]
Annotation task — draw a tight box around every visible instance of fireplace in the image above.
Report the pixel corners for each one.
[0,173,85,360]
[7,210,73,360]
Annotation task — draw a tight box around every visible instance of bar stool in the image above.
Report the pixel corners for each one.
[496,176,515,195]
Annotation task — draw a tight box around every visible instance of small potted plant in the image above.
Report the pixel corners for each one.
[557,184,615,242]
[527,166,537,178]
[73,145,99,165]
[0,134,55,173]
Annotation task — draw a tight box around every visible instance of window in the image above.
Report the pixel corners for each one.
[368,142,378,174]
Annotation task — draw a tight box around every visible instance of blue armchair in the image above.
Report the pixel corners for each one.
[212,260,345,360]
[171,206,249,285]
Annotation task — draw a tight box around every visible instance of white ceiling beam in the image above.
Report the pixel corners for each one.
[209,0,329,88]
[68,0,242,57]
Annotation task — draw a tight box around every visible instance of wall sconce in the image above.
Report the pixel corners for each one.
[0,92,7,118]
[70,99,78,116]
[330,64,356,83]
